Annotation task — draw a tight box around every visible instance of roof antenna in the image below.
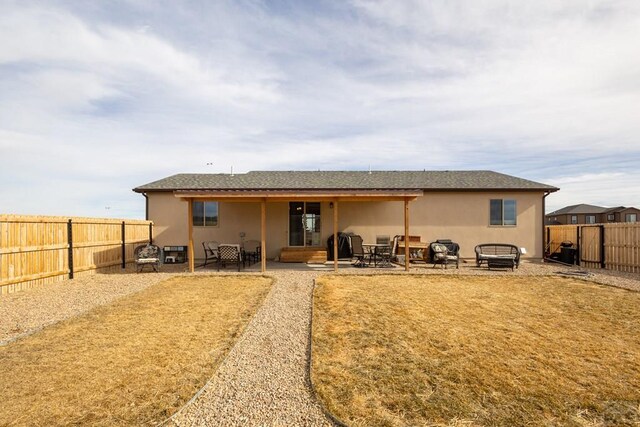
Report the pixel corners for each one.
[230,166,234,176]
[368,164,372,174]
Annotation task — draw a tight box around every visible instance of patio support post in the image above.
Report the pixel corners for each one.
[188,198,195,273]
[404,198,410,271]
[333,199,338,272]
[261,198,267,273]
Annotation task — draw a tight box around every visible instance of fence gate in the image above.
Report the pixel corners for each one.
[580,225,604,269]
[546,223,640,273]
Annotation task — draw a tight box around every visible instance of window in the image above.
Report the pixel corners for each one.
[607,214,615,221]
[490,199,517,226]
[570,215,578,224]
[626,213,637,223]
[192,201,218,226]
[585,215,596,224]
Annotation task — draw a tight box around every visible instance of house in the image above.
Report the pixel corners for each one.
[545,204,640,225]
[133,170,559,272]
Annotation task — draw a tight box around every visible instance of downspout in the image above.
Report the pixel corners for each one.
[542,191,550,259]
[143,193,149,220]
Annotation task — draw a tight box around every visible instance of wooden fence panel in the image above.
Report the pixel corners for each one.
[0,215,152,295]
[546,223,639,273]
[580,226,602,269]
[546,225,578,255]
[0,217,69,293]
[125,223,152,263]
[605,223,640,273]
[72,220,122,273]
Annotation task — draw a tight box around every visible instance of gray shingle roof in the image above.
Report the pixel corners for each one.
[547,204,607,215]
[134,170,558,192]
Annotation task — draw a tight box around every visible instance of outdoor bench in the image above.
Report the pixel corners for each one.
[475,243,520,270]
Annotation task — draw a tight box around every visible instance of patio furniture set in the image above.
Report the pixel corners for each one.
[348,235,521,270]
[132,239,521,273]
[350,235,394,268]
[350,235,462,269]
[202,240,262,271]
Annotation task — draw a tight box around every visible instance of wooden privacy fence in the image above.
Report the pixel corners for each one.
[0,215,153,294]
[545,223,640,273]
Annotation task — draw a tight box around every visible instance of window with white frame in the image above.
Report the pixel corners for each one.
[585,215,596,224]
[607,214,615,221]
[626,213,637,223]
[570,215,578,224]
[192,201,219,226]
[490,199,517,226]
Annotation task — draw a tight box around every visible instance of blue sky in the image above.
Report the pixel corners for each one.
[1,0,639,218]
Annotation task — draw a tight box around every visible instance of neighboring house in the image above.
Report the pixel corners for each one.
[133,170,558,270]
[546,204,640,225]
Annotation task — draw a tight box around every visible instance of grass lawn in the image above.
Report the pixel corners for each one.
[0,275,271,426]
[312,275,640,427]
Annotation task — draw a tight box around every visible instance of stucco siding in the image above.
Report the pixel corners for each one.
[146,191,545,261]
[336,192,543,258]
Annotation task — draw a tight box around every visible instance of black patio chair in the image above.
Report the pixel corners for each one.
[350,235,368,267]
[202,241,219,267]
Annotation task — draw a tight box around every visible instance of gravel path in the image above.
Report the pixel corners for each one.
[169,270,333,426]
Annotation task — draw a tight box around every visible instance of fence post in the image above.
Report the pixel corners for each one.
[67,219,74,279]
[121,221,126,269]
[576,226,581,266]
[149,222,153,244]
[600,225,606,269]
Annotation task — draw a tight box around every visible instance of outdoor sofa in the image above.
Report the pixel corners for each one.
[475,243,520,270]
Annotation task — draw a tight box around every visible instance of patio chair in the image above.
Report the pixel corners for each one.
[202,241,219,267]
[376,235,391,245]
[243,240,261,265]
[373,244,393,267]
[134,244,161,273]
[350,235,368,267]
[429,242,459,269]
[217,244,243,271]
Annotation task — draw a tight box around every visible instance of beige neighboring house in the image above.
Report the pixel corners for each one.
[133,170,558,271]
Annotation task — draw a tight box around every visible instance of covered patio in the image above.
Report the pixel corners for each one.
[175,190,423,273]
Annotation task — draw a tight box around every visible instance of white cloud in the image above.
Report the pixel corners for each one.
[0,1,639,217]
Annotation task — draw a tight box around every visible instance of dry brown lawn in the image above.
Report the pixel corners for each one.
[0,275,271,426]
[312,275,640,427]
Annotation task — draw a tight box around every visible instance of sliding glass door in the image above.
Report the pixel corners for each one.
[288,202,321,247]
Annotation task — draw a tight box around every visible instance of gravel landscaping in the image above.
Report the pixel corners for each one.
[0,266,181,345]
[1,259,638,426]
